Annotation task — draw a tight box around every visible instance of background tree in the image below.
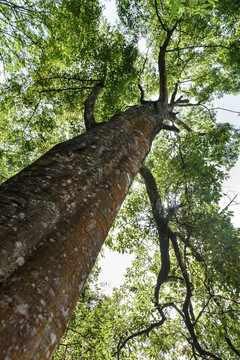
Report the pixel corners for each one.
[0,0,239,359]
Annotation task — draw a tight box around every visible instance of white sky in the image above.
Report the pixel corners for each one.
[99,0,240,292]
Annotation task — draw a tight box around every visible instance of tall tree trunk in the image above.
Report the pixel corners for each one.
[0,103,166,359]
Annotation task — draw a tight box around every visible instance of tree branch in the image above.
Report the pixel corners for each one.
[214,107,240,114]
[0,0,33,13]
[138,84,145,104]
[84,82,104,131]
[224,336,240,357]
[192,296,212,327]
[169,232,222,360]
[166,44,237,52]
[168,112,193,132]
[112,317,166,357]
[139,165,170,311]
[154,0,168,31]
[170,82,179,105]
[39,86,93,93]
[139,166,221,359]
[219,194,237,214]
[158,22,179,108]
[161,124,180,132]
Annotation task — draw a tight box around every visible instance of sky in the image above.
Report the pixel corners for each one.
[98,0,240,293]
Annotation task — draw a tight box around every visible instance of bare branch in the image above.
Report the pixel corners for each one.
[170,232,222,360]
[154,0,168,31]
[23,98,41,132]
[39,86,93,93]
[170,82,179,104]
[192,296,212,327]
[219,194,237,214]
[158,22,179,108]
[214,107,240,114]
[174,101,200,107]
[138,84,145,104]
[140,166,221,359]
[0,0,33,13]
[166,44,237,53]
[84,83,104,131]
[161,124,180,132]
[224,337,240,357]
[39,76,103,83]
[112,317,166,357]
[169,112,193,132]
[139,165,170,312]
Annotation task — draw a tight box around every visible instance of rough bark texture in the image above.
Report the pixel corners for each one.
[0,103,165,359]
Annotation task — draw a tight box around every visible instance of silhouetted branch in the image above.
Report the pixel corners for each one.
[174,100,201,107]
[214,107,240,114]
[154,0,168,31]
[170,82,179,104]
[192,296,212,327]
[225,337,240,357]
[158,22,179,108]
[170,232,222,360]
[139,164,170,311]
[219,194,237,214]
[0,0,33,13]
[161,124,180,132]
[112,317,166,357]
[138,84,145,104]
[166,44,237,52]
[39,86,93,93]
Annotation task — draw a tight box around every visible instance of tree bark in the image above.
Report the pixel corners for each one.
[0,103,166,359]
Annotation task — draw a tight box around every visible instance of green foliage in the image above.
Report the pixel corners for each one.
[1,0,240,358]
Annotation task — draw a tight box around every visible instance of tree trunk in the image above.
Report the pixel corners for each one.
[0,103,165,359]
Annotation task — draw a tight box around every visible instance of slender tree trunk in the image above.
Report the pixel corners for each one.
[0,103,165,359]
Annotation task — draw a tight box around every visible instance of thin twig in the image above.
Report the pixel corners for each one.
[219,194,237,214]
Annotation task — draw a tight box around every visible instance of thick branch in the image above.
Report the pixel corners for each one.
[158,23,179,108]
[84,82,104,131]
[39,86,93,93]
[128,164,222,360]
[170,82,179,105]
[138,84,145,104]
[139,165,170,310]
[161,123,180,132]
[139,166,220,359]
[174,101,201,107]
[224,337,240,357]
[170,232,221,360]
[154,0,168,31]
[169,112,193,132]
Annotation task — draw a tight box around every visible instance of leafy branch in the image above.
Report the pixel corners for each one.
[114,164,224,359]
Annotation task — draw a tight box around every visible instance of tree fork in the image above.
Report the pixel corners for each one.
[0,103,166,359]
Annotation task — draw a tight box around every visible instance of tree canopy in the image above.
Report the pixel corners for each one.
[0,0,240,359]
